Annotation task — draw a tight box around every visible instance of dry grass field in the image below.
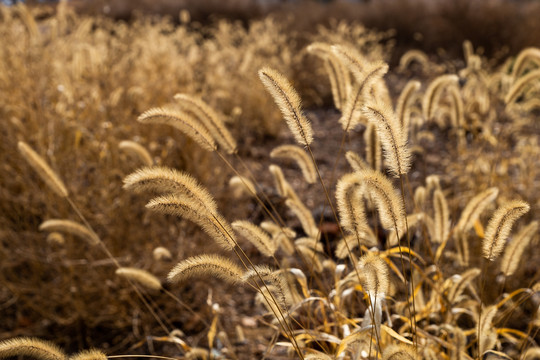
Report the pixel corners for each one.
[1,1,540,359]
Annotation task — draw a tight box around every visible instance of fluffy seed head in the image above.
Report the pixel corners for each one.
[243,265,293,309]
[39,219,100,246]
[505,69,540,104]
[456,187,499,233]
[345,150,368,172]
[268,164,299,202]
[153,246,173,262]
[511,47,540,79]
[399,49,430,72]
[362,103,411,177]
[307,42,351,110]
[422,74,459,121]
[433,189,449,244]
[500,221,538,276]
[232,220,276,257]
[115,267,162,291]
[18,141,68,197]
[366,123,383,173]
[357,169,406,231]
[330,44,367,80]
[448,84,464,129]
[396,80,421,134]
[335,173,376,248]
[358,252,389,299]
[382,344,418,360]
[118,140,153,167]
[146,194,236,251]
[70,350,107,360]
[478,305,499,355]
[270,145,316,184]
[482,200,530,261]
[123,166,218,214]
[338,60,390,131]
[331,45,388,88]
[0,337,67,360]
[258,67,313,146]
[174,93,237,154]
[168,254,244,285]
[229,175,257,198]
[286,198,318,239]
[138,107,217,152]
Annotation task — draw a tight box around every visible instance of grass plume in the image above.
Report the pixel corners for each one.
[167,254,244,285]
[285,198,319,239]
[123,166,218,214]
[362,102,411,177]
[396,80,421,138]
[482,200,530,261]
[505,69,540,104]
[336,172,376,247]
[358,252,389,300]
[478,305,499,355]
[307,42,351,110]
[39,219,100,246]
[510,47,540,79]
[500,221,538,276]
[258,67,313,146]
[173,93,237,154]
[70,350,107,360]
[364,122,382,172]
[115,267,162,291]
[138,107,217,152]
[118,140,154,167]
[146,194,236,251]
[422,74,459,121]
[382,344,418,360]
[0,338,66,360]
[433,189,449,244]
[357,169,406,231]
[337,58,390,132]
[270,145,317,184]
[18,141,68,198]
[455,187,499,234]
[232,220,276,257]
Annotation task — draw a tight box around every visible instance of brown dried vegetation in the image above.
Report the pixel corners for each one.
[1,2,540,360]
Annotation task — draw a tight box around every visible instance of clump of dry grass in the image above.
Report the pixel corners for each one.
[2,3,540,360]
[114,36,539,358]
[3,5,385,349]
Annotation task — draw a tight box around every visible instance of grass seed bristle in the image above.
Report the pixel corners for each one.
[0,338,66,360]
[18,141,68,198]
[138,107,217,152]
[39,219,100,246]
[168,254,244,285]
[115,267,162,291]
[482,200,530,261]
[258,67,313,146]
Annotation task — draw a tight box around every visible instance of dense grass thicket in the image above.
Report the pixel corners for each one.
[1,2,539,359]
